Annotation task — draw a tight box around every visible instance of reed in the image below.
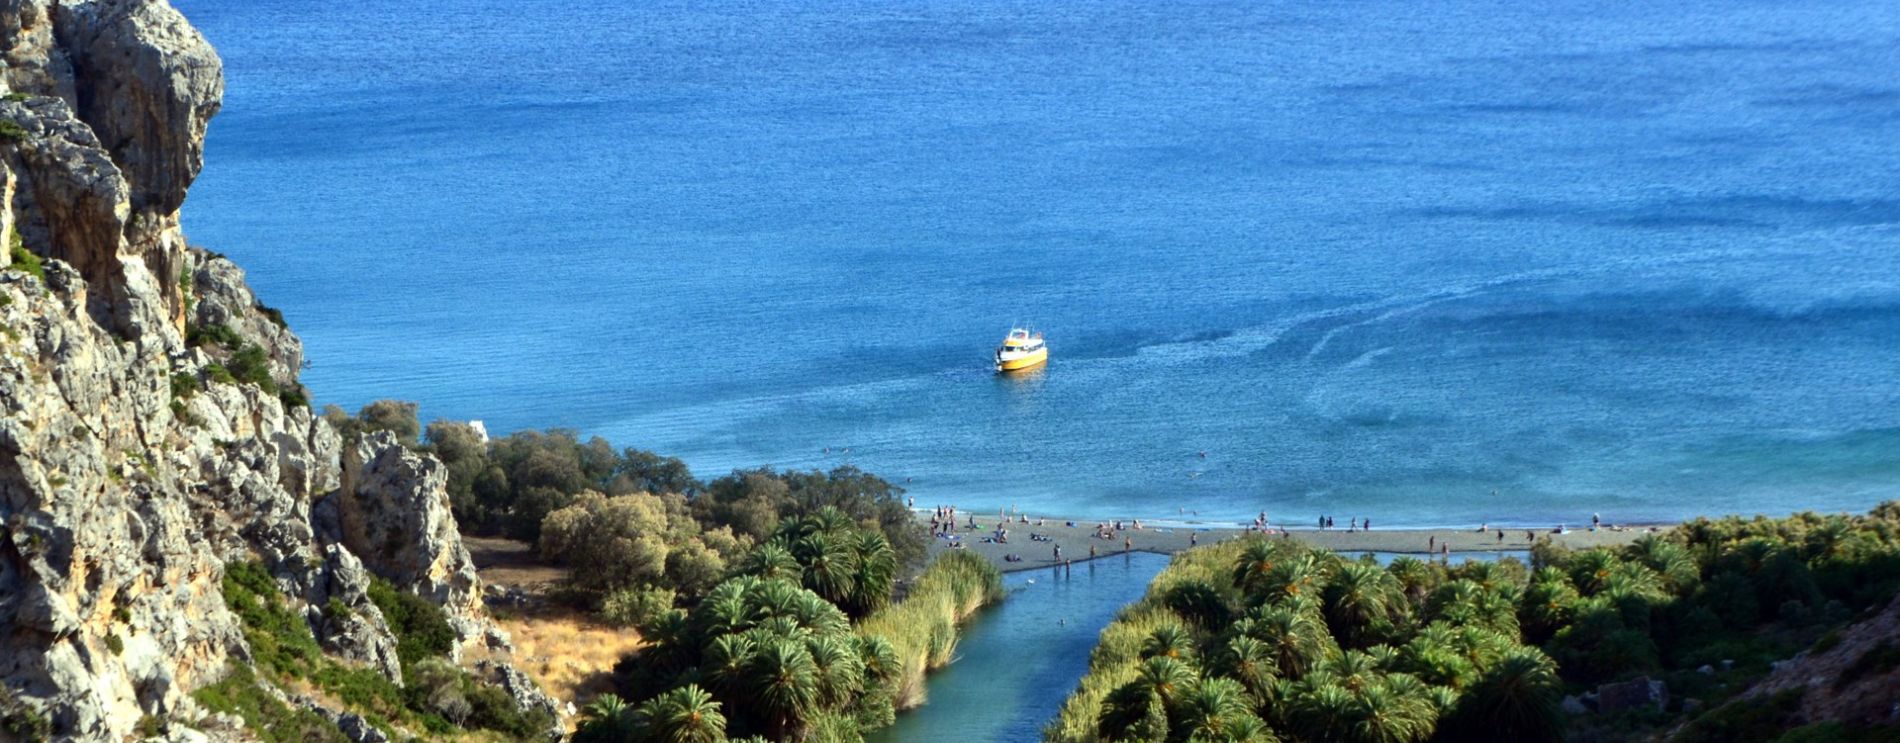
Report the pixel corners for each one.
[857,550,1005,709]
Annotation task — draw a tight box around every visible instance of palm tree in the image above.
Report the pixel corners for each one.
[1172,676,1257,742]
[1518,569,1579,645]
[1207,713,1279,743]
[742,542,803,583]
[747,638,818,740]
[847,530,897,616]
[1097,656,1196,742]
[702,633,757,703]
[1362,644,1401,672]
[1424,580,1518,637]
[695,582,758,639]
[1317,651,1382,694]
[1141,623,1197,662]
[795,532,859,606]
[634,684,728,743]
[788,590,850,635]
[1232,539,1293,595]
[1436,647,1563,743]
[749,578,804,624]
[1624,535,1700,594]
[1287,682,1356,743]
[1209,635,1280,711]
[853,634,899,687]
[1345,681,1437,743]
[1324,562,1409,648]
[1384,557,1438,605]
[573,693,637,743]
[1163,579,1235,628]
[1254,553,1327,605]
[1565,549,1619,595]
[1398,626,1476,690]
[1244,604,1338,677]
[1133,655,1198,709]
[805,634,865,709]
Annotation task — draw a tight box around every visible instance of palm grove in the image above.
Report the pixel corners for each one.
[1047,504,1900,743]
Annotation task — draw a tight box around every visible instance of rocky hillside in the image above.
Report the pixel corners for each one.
[0,1,557,740]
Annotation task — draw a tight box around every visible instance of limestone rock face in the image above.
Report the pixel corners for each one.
[323,433,486,645]
[55,0,221,318]
[0,95,132,305]
[0,1,556,738]
[0,260,237,738]
[0,0,75,102]
[2,0,220,332]
[188,249,304,390]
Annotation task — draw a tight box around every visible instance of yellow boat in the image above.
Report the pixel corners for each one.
[994,327,1048,372]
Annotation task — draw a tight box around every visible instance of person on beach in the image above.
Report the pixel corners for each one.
[1190,532,1198,546]
[1364,519,1371,530]
[1428,535,1435,551]
[1124,536,1132,552]
[1441,543,1450,561]
[1498,531,1505,543]
[1090,545,1097,559]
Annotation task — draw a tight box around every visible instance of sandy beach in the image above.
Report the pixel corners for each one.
[916,510,1666,574]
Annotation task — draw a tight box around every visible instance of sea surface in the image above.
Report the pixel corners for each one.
[173,0,1900,527]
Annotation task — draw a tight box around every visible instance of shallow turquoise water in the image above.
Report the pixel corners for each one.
[172,0,1900,526]
[869,553,1170,743]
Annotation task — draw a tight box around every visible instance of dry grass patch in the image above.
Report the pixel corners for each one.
[494,607,642,711]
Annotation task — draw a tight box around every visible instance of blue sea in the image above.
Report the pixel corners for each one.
[173,0,1900,528]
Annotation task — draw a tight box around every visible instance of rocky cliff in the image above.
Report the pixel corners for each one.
[0,1,555,739]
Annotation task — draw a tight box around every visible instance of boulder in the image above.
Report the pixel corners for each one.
[1597,676,1667,713]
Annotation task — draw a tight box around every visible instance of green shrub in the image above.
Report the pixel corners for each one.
[2,93,30,103]
[599,586,677,630]
[204,363,236,385]
[104,633,123,656]
[227,344,277,393]
[134,714,165,737]
[464,679,553,739]
[170,372,201,399]
[366,578,455,669]
[279,383,310,410]
[0,120,25,142]
[185,322,242,350]
[220,561,323,678]
[256,302,287,328]
[7,229,43,282]
[193,663,350,743]
[0,684,51,742]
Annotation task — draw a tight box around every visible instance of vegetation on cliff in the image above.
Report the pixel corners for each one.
[203,560,555,740]
[1047,504,1900,743]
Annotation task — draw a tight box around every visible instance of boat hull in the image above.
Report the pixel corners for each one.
[996,348,1048,371]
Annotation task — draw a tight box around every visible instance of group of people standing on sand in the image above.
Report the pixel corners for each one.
[1316,515,1374,531]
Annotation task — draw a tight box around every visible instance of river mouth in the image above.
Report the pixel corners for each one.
[871,549,1533,741]
[868,552,1171,742]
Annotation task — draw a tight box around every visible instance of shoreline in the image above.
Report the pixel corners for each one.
[913,509,1669,574]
